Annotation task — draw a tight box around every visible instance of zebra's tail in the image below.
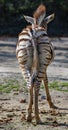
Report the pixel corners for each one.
[31,38,39,84]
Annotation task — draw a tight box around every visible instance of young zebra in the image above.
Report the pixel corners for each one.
[16,4,57,124]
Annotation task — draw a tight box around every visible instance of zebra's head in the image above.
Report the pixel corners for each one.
[24,4,55,31]
[24,13,54,31]
[33,4,46,25]
[24,4,46,26]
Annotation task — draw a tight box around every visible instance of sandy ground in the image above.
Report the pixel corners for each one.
[0,37,68,130]
[0,90,68,130]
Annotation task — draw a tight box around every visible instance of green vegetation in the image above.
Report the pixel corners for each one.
[49,81,68,92]
[0,79,27,93]
[0,0,68,36]
[0,79,20,93]
[41,81,68,92]
[0,79,68,93]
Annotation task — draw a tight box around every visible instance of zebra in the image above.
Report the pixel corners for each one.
[16,4,57,124]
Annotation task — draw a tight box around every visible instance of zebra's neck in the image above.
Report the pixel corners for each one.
[31,26,47,38]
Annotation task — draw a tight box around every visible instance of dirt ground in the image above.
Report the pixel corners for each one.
[0,37,68,130]
[0,90,68,130]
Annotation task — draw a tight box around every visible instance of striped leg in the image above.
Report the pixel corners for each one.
[25,75,33,122]
[43,73,56,108]
[20,65,33,121]
[27,85,33,122]
[34,79,42,124]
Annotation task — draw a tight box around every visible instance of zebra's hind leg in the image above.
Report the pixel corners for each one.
[43,75,57,109]
[21,66,33,122]
[26,85,33,122]
[34,80,42,124]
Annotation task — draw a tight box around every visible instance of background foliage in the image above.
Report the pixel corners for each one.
[0,0,68,36]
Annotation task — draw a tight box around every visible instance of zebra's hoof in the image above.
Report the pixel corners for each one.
[26,115,32,122]
[50,104,58,109]
[35,117,42,124]
[36,119,43,124]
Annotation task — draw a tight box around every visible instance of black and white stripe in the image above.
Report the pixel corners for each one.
[16,26,54,88]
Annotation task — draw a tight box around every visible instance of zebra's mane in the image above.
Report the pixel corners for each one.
[33,4,46,19]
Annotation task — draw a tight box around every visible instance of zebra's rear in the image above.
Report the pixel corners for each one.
[16,25,54,84]
[32,27,54,81]
[16,27,33,87]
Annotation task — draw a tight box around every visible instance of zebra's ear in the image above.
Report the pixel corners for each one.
[44,13,55,24]
[23,15,34,24]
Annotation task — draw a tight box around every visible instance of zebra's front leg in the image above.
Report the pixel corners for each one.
[34,81,42,124]
[43,75,57,109]
[26,85,33,122]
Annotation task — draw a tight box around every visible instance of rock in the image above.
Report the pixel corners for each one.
[21,114,26,121]
[20,99,26,103]
[41,95,46,100]
[13,92,19,95]
[4,118,12,123]
[7,113,15,118]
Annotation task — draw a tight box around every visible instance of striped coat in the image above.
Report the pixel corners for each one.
[16,26,54,86]
[16,4,56,124]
